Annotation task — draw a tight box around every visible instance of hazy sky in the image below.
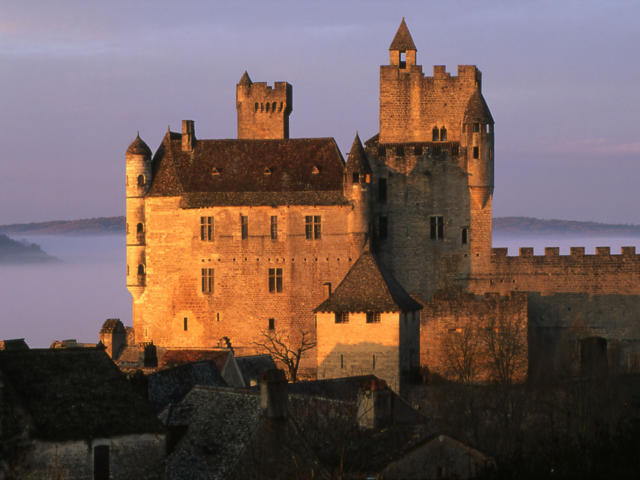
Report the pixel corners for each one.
[1,0,639,224]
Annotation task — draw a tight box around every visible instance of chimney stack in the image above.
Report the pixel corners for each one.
[181,120,195,152]
[260,369,288,420]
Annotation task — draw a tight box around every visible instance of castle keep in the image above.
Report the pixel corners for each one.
[125,20,640,388]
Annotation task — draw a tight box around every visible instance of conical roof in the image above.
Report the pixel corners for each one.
[238,70,252,86]
[463,89,494,124]
[345,133,371,175]
[126,134,152,156]
[314,250,422,313]
[389,18,416,51]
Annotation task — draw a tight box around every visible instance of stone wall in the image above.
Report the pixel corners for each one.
[236,81,292,140]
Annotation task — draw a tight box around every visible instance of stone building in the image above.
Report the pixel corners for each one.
[124,18,640,383]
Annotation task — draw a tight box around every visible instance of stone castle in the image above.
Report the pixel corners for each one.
[124,19,640,390]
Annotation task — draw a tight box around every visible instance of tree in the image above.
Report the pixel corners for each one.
[442,320,481,384]
[481,316,527,385]
[253,329,316,382]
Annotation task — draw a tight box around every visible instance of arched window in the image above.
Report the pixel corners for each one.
[136,223,144,234]
[432,126,439,142]
[265,102,270,112]
[254,102,259,112]
[279,102,283,112]
[137,264,145,275]
[272,102,276,112]
[440,127,447,142]
[137,175,145,186]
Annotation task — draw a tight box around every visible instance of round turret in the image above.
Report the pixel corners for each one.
[344,133,372,248]
[126,134,152,157]
[462,90,494,194]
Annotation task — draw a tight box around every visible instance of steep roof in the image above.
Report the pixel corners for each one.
[345,133,372,175]
[126,133,152,156]
[148,135,347,207]
[236,355,277,387]
[314,251,423,313]
[100,318,125,334]
[463,89,494,124]
[0,348,163,441]
[389,18,417,51]
[238,70,252,86]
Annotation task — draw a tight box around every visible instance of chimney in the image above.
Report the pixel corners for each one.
[260,369,288,420]
[357,378,393,429]
[182,120,195,152]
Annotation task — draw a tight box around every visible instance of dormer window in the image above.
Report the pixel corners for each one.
[311,165,320,175]
[264,167,272,176]
[211,167,221,176]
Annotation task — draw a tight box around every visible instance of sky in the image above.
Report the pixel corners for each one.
[1,0,639,225]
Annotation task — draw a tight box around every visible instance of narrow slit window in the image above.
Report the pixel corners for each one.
[352,172,359,183]
[305,216,313,240]
[440,127,447,141]
[473,146,479,159]
[340,354,344,369]
[200,216,213,241]
[432,126,439,141]
[372,354,376,369]
[241,215,248,239]
[473,123,480,133]
[314,216,321,240]
[270,216,278,240]
[183,317,188,331]
[430,216,444,240]
[268,318,275,330]
[201,268,213,294]
[137,175,145,186]
[462,227,468,245]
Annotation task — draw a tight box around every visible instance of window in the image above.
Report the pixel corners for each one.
[378,178,387,203]
[473,146,479,159]
[137,264,145,275]
[378,216,388,240]
[201,268,213,294]
[200,216,213,241]
[183,317,188,331]
[268,268,283,293]
[461,227,468,245]
[268,318,275,330]
[340,354,344,369]
[352,172,360,183]
[334,312,349,323]
[473,123,480,133]
[432,126,439,141]
[270,216,278,240]
[93,445,109,480]
[372,354,376,369]
[241,215,248,239]
[305,216,321,240]
[137,175,145,186]
[440,127,447,141]
[366,312,381,323]
[430,215,444,240]
[399,51,406,68]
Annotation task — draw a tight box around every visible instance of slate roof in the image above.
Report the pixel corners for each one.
[148,134,347,207]
[345,133,372,176]
[389,18,417,51]
[126,133,152,156]
[159,349,231,372]
[463,89,494,124]
[314,250,423,313]
[100,318,125,334]
[235,355,277,387]
[238,70,252,86]
[0,348,164,441]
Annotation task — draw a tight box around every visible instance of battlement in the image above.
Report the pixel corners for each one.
[491,246,638,259]
[236,74,292,140]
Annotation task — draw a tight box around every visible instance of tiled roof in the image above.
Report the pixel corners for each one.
[126,133,152,156]
[389,18,417,51]
[148,135,347,207]
[0,348,163,441]
[159,349,231,372]
[463,89,494,124]
[235,355,277,387]
[345,133,372,175]
[314,251,423,313]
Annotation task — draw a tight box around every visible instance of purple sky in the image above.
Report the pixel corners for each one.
[1,0,639,225]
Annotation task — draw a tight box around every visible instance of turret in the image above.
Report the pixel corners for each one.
[236,71,292,140]
[126,133,151,301]
[388,17,416,68]
[344,133,371,249]
[461,89,495,265]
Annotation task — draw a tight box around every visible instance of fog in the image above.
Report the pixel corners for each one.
[1,232,639,348]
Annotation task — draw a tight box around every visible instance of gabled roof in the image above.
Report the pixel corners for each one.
[0,348,163,441]
[314,251,423,313]
[463,89,494,124]
[389,18,416,51]
[236,355,277,387]
[345,133,372,175]
[148,135,347,207]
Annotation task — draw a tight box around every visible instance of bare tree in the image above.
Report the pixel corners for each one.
[442,320,481,384]
[253,329,316,382]
[481,316,527,385]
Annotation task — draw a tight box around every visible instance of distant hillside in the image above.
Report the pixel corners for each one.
[493,217,640,236]
[1,215,638,237]
[0,217,124,236]
[0,234,58,264]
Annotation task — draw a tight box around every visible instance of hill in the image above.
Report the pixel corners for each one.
[0,234,58,264]
[0,217,124,236]
[1,215,639,237]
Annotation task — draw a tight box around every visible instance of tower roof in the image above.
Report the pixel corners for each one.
[389,18,416,51]
[238,70,252,86]
[126,133,152,156]
[345,133,371,175]
[314,250,422,313]
[463,89,494,124]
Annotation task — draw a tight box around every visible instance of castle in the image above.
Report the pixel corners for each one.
[125,19,640,389]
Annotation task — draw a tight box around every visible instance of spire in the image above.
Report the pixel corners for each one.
[346,132,371,175]
[389,18,416,51]
[238,70,252,86]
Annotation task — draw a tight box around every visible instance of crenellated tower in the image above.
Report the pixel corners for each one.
[344,133,372,249]
[236,71,292,140]
[125,134,151,311]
